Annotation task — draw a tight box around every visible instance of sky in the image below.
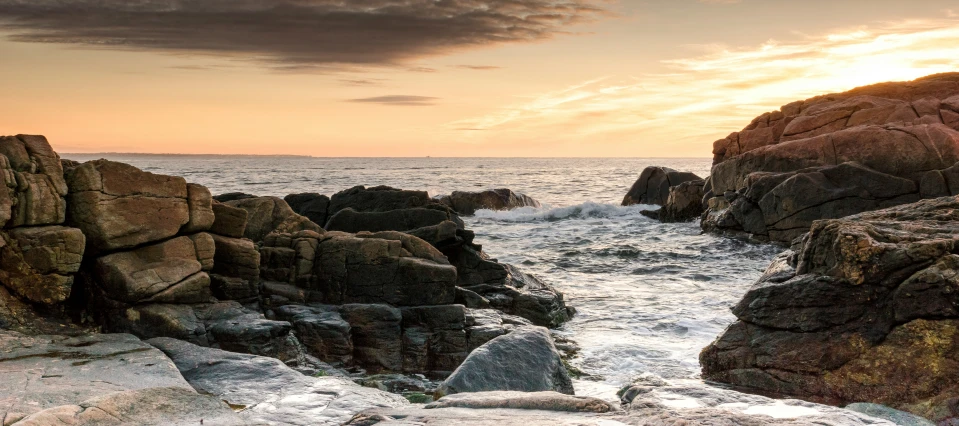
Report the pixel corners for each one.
[1,0,959,157]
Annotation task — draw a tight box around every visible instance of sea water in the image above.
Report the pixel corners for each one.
[65,155,780,400]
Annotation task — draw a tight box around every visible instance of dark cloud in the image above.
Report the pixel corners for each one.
[0,0,607,69]
[346,95,438,106]
[456,65,503,70]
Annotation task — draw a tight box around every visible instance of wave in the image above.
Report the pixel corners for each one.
[472,201,656,223]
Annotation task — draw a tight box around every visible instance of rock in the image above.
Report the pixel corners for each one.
[464,308,530,351]
[436,327,572,397]
[12,387,246,426]
[148,337,408,426]
[704,74,959,242]
[284,192,331,228]
[0,226,84,305]
[187,232,214,271]
[845,403,936,426]
[91,236,211,305]
[182,183,215,233]
[438,189,541,215]
[211,192,256,202]
[622,167,701,206]
[329,185,430,215]
[259,231,458,307]
[209,234,259,300]
[660,179,705,222]
[325,207,463,233]
[425,391,617,413]
[65,160,195,252]
[224,196,323,242]
[700,196,959,423]
[400,305,469,374]
[0,135,68,228]
[339,304,404,372]
[464,264,573,329]
[0,331,192,421]
[273,305,353,366]
[209,201,248,238]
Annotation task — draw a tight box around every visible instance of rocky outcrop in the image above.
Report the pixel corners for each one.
[703,73,959,242]
[326,206,463,233]
[660,179,706,222]
[622,167,701,206]
[0,227,84,305]
[149,337,408,426]
[435,189,541,215]
[284,192,331,228]
[0,135,68,228]
[436,326,573,397]
[700,196,959,423]
[329,185,431,216]
[0,331,194,423]
[223,196,322,242]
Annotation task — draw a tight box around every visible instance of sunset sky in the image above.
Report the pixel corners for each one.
[2,0,959,157]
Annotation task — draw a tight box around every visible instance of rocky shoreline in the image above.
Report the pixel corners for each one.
[3,73,959,426]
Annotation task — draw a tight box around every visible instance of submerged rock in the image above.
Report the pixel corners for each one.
[436,189,541,215]
[436,326,573,397]
[622,166,701,206]
[701,196,959,423]
[149,337,408,426]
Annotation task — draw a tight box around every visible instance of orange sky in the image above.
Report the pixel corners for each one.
[1,0,959,157]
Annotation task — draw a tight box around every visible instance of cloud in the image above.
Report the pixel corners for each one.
[456,65,504,70]
[444,18,959,155]
[339,79,384,87]
[347,95,438,106]
[0,0,607,70]
[698,0,742,4]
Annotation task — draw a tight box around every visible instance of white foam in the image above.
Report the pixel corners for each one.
[472,201,655,223]
[742,402,821,419]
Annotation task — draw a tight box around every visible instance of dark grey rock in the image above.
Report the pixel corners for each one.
[622,167,701,206]
[284,192,331,228]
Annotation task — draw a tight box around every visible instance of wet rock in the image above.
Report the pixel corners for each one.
[0,226,84,305]
[12,387,246,426]
[209,234,259,300]
[223,196,323,242]
[325,207,463,233]
[845,403,936,426]
[701,196,959,423]
[0,331,192,421]
[148,337,408,426]
[273,305,353,366]
[437,189,541,215]
[65,160,195,252]
[660,179,706,222]
[436,326,572,397]
[329,185,430,215]
[284,192,331,228]
[259,231,457,307]
[622,166,701,206]
[209,201,248,238]
[426,391,617,412]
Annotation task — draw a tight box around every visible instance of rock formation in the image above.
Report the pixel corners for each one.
[703,73,959,242]
[700,195,959,423]
[435,189,542,215]
[284,192,331,227]
[622,166,701,206]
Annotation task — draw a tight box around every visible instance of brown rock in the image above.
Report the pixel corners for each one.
[622,167,702,206]
[210,201,248,238]
[0,227,84,305]
[440,189,541,215]
[210,234,260,300]
[224,196,322,242]
[93,236,209,304]
[182,183,215,233]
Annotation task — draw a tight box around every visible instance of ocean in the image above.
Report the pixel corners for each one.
[63,155,781,401]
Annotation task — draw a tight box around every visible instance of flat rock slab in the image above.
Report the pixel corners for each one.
[0,331,191,422]
[149,337,408,426]
[10,386,245,426]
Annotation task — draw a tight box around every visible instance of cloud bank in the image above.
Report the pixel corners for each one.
[0,0,606,69]
[447,18,959,155]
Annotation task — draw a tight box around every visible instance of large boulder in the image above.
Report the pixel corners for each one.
[328,185,431,215]
[436,189,541,215]
[436,326,573,397]
[272,305,354,366]
[0,226,84,305]
[704,73,959,242]
[148,337,408,425]
[209,234,260,300]
[0,135,68,228]
[284,192,331,228]
[325,206,463,233]
[659,179,706,222]
[700,196,959,423]
[0,331,193,422]
[622,166,701,206]
[223,196,322,242]
[65,160,210,252]
[259,230,458,307]
[209,201,248,238]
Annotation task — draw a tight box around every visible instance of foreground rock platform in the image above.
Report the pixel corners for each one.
[701,195,959,423]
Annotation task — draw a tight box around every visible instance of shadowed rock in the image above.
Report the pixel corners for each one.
[436,189,541,215]
[622,167,701,206]
[329,185,431,215]
[223,196,323,242]
[285,192,331,227]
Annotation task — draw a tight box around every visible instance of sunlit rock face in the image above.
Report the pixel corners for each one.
[702,73,959,242]
[701,196,959,423]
